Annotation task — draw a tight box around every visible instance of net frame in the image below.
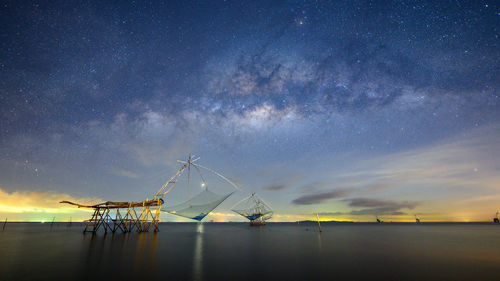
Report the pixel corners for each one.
[161,155,239,221]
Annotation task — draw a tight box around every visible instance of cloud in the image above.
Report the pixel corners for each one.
[343,198,419,216]
[317,211,344,216]
[261,183,288,191]
[316,198,419,216]
[0,188,100,214]
[346,198,407,208]
[292,189,352,205]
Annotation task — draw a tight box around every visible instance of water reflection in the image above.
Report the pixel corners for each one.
[147,233,158,274]
[317,232,323,251]
[193,222,204,281]
[134,232,158,278]
[3,223,500,280]
[82,231,158,279]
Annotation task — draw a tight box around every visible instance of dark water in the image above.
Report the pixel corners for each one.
[1,222,500,281]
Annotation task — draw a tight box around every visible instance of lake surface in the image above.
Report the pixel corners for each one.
[1,222,499,280]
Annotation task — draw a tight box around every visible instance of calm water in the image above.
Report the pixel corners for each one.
[1,222,499,280]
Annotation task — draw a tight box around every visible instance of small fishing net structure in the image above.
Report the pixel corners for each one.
[231,193,273,222]
[161,155,240,221]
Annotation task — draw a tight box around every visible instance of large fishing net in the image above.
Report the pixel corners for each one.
[162,190,234,221]
[160,156,239,221]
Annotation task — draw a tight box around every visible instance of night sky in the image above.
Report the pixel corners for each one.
[1,1,499,222]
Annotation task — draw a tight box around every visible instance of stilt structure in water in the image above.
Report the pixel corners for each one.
[376,215,383,223]
[67,217,72,227]
[2,218,6,231]
[50,216,55,229]
[494,211,499,223]
[415,214,421,223]
[232,193,273,226]
[60,155,238,234]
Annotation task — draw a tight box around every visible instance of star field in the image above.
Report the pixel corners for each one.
[0,0,499,221]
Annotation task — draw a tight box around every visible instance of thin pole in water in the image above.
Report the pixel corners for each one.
[68,217,72,227]
[316,213,322,232]
[51,216,55,230]
[2,218,7,231]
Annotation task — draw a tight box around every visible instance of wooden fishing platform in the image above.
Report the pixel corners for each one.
[60,159,190,234]
[60,155,239,234]
[60,199,163,234]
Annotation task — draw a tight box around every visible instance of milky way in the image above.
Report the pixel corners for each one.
[0,1,499,221]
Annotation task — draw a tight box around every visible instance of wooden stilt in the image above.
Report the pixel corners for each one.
[154,199,161,232]
[2,218,7,231]
[124,204,132,233]
[84,209,97,233]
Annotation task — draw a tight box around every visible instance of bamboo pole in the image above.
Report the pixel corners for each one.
[84,209,97,233]
[103,209,110,234]
[116,209,125,233]
[316,213,322,233]
[141,200,146,232]
[112,209,119,233]
[154,199,161,232]
[50,216,55,230]
[132,207,141,232]
[124,204,131,232]
[91,209,100,233]
[2,218,7,231]
[93,209,106,234]
[142,200,147,231]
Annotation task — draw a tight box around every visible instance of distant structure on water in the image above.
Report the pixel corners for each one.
[376,216,383,223]
[415,214,421,223]
[232,193,273,226]
[494,211,499,223]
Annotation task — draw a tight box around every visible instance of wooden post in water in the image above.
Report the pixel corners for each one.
[316,213,322,233]
[2,218,7,231]
[50,216,55,230]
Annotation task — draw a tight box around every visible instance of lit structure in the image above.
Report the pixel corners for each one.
[60,155,237,234]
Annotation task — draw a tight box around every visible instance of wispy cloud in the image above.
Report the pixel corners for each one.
[344,198,419,215]
[261,183,288,191]
[292,189,353,205]
[316,198,419,216]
